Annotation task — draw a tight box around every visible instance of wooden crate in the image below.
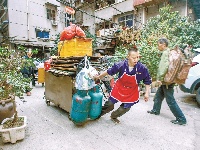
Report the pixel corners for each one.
[58,38,92,57]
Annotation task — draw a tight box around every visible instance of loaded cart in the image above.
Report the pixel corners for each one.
[44,56,102,115]
[44,24,108,125]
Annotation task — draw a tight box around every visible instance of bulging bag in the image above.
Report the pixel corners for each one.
[60,23,86,41]
[75,56,97,90]
[164,46,192,84]
[60,23,76,41]
[76,26,86,37]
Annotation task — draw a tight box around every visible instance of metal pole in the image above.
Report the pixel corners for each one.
[185,0,188,17]
[27,0,30,41]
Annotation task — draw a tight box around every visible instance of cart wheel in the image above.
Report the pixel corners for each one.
[46,100,50,106]
[42,83,44,87]
[68,113,72,121]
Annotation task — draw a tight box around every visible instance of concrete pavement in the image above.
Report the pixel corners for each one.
[0,84,200,150]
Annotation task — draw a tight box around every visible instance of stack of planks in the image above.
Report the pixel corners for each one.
[47,56,102,77]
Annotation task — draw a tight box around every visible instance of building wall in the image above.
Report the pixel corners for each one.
[88,0,194,32]
[7,0,65,48]
[146,1,187,21]
[136,1,191,26]
[95,0,134,23]
[82,3,96,35]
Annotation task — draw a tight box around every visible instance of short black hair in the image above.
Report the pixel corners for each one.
[128,47,138,54]
[158,38,168,47]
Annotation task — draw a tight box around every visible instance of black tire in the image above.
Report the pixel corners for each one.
[196,87,200,107]
[46,100,50,106]
[68,113,72,121]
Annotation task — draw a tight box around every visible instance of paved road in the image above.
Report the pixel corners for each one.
[0,84,200,150]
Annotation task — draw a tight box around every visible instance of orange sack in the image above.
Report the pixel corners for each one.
[60,23,76,41]
[76,26,86,37]
[60,23,86,41]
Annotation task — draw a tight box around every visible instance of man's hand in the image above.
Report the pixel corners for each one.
[156,80,162,87]
[93,75,101,84]
[144,92,149,102]
[144,84,150,102]
[93,75,100,81]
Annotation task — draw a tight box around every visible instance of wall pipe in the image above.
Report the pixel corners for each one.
[27,0,30,41]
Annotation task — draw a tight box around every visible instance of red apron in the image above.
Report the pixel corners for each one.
[110,71,139,103]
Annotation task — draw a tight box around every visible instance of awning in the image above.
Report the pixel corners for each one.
[11,41,55,48]
[134,0,151,6]
[133,0,161,7]
[45,2,59,8]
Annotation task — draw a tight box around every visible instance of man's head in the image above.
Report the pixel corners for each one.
[157,38,168,51]
[26,49,32,58]
[127,47,140,67]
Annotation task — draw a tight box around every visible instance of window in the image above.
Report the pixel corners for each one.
[36,31,49,39]
[118,14,133,27]
[65,14,72,27]
[46,8,56,20]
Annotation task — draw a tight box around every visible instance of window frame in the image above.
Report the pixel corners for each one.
[118,14,133,27]
[36,30,50,39]
[64,13,72,27]
[46,7,57,21]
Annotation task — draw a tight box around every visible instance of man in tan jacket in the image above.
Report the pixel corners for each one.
[147,38,187,125]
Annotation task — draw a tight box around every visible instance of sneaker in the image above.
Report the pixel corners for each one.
[171,120,186,125]
[147,110,159,115]
[26,92,31,96]
[110,117,120,124]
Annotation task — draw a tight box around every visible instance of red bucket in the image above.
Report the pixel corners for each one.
[44,61,51,71]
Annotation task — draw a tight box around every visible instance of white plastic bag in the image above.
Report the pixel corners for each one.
[88,66,98,80]
[75,56,97,90]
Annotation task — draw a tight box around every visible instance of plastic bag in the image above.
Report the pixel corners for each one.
[60,23,76,41]
[88,66,98,80]
[76,26,86,37]
[60,23,86,41]
[75,56,97,90]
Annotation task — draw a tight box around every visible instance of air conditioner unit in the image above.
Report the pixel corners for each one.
[51,20,58,26]
[42,38,50,42]
[99,28,116,37]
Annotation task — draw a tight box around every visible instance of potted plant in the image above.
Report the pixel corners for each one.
[0,46,36,143]
[0,111,27,143]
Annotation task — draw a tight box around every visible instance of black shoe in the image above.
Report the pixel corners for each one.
[170,120,186,125]
[147,110,159,115]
